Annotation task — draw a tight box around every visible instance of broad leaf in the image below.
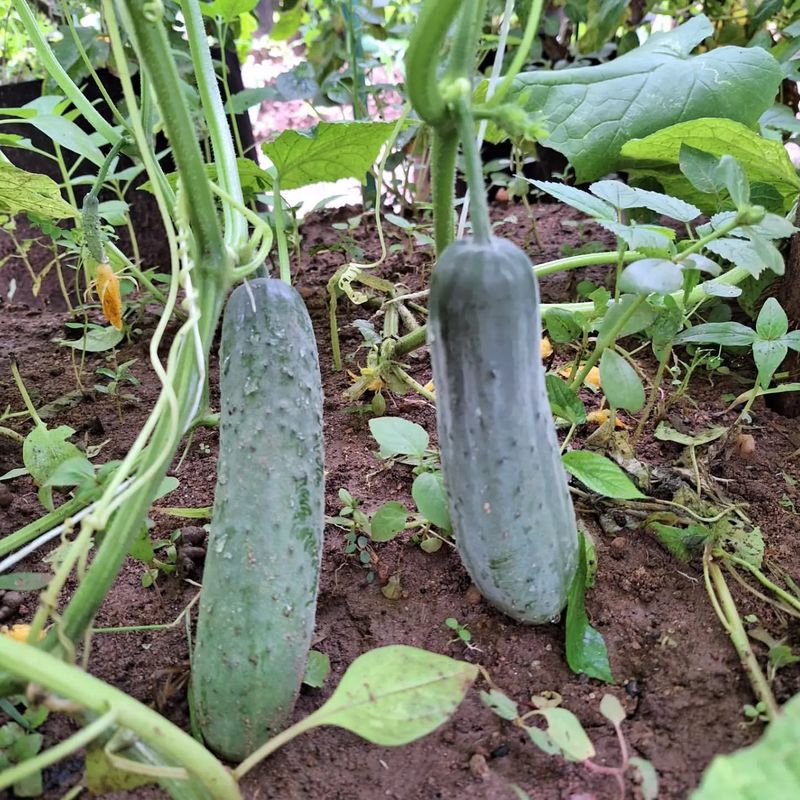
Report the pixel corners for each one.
[57,326,124,353]
[674,322,757,347]
[753,340,787,388]
[565,533,614,683]
[370,501,408,543]
[199,0,257,22]
[535,708,595,762]
[369,417,429,458]
[27,114,105,166]
[618,259,683,295]
[302,645,477,746]
[545,374,586,425]
[0,163,76,219]
[562,451,645,500]
[599,350,645,412]
[597,294,657,338]
[263,121,394,189]
[705,237,783,279]
[653,423,727,447]
[480,688,519,721]
[589,180,700,221]
[599,694,626,725]
[303,650,331,688]
[23,424,82,488]
[631,757,660,800]
[648,522,711,562]
[0,573,52,591]
[543,308,583,343]
[691,693,800,799]
[411,472,451,531]
[621,119,800,213]
[504,15,781,181]
[597,221,674,252]
[756,297,788,340]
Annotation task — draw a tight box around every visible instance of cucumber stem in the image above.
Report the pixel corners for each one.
[431,129,458,254]
[454,97,491,244]
[272,173,293,284]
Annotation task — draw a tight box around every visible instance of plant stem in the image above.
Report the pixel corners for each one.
[489,0,543,106]
[722,552,800,614]
[569,296,645,391]
[633,344,671,444]
[271,174,292,284]
[454,97,491,244]
[233,716,316,780]
[0,637,240,800]
[0,426,23,444]
[443,0,487,83]
[431,129,458,254]
[705,551,779,721]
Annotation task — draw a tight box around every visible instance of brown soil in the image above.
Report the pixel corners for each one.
[1,200,799,800]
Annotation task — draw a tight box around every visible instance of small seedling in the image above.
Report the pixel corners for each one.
[0,695,49,797]
[445,617,472,644]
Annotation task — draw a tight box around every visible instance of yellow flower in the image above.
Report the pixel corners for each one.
[559,365,601,389]
[1,624,45,642]
[540,337,553,359]
[586,409,627,429]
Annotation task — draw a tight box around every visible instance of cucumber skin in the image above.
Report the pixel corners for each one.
[192,278,324,761]
[428,237,578,623]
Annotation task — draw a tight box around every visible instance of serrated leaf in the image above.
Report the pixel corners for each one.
[528,180,615,220]
[411,472,451,531]
[597,221,674,251]
[565,532,614,683]
[562,451,645,500]
[590,180,700,221]
[535,708,595,762]
[599,350,645,412]
[300,645,477,746]
[263,121,394,189]
[369,417,429,458]
[480,688,519,721]
[370,501,408,543]
[505,16,782,182]
[0,163,76,219]
[599,694,626,725]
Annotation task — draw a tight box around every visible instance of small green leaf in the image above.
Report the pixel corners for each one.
[630,757,660,800]
[303,650,331,688]
[599,350,645,412]
[199,0,257,22]
[527,726,562,756]
[42,455,94,488]
[562,451,645,500]
[753,340,787,388]
[599,694,626,725]
[755,297,788,340]
[535,708,595,762]
[411,472,451,531]
[679,144,726,196]
[480,688,519,721]
[589,180,700,221]
[370,501,408,543]
[57,326,124,353]
[618,259,684,295]
[369,417,429,458]
[0,572,52,591]
[597,295,657,338]
[528,180,616,220]
[301,645,477,746]
[545,374,587,425]
[714,155,749,208]
[565,533,614,683]
[263,121,395,190]
[23,424,82,489]
[544,308,583,343]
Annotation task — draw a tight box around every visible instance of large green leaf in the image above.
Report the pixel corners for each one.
[0,163,76,219]
[262,121,394,189]
[691,692,800,799]
[301,645,477,746]
[620,118,800,213]
[504,15,781,181]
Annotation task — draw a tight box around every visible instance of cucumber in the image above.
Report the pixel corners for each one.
[428,236,578,623]
[191,277,325,761]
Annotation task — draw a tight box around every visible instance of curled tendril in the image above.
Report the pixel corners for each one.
[142,0,164,23]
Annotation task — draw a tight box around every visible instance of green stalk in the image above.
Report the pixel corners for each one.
[443,0,487,83]
[272,174,292,284]
[10,0,121,145]
[404,0,462,127]
[431,129,459,254]
[180,0,246,249]
[569,296,645,391]
[454,97,491,244]
[489,0,543,106]
[0,637,241,800]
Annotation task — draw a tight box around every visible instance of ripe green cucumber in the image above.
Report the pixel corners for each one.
[191,277,324,761]
[428,236,578,623]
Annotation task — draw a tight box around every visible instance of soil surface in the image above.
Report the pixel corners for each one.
[1,198,800,800]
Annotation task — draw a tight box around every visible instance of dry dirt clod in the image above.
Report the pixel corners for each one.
[0,485,12,508]
[465,584,482,604]
[468,753,490,781]
[609,537,626,558]
[734,433,756,459]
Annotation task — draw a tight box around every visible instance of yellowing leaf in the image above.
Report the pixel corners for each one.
[541,337,553,359]
[586,409,628,429]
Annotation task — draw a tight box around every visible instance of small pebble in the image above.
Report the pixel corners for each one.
[465,584,482,605]
[734,434,756,459]
[610,537,626,558]
[468,753,490,781]
[3,592,23,610]
[181,526,206,546]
